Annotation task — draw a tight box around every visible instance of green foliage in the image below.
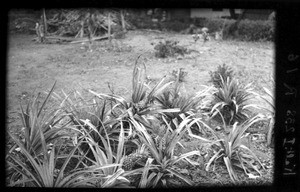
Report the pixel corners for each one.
[161,20,190,32]
[253,78,275,147]
[7,128,94,187]
[130,117,204,187]
[155,76,214,136]
[171,68,188,83]
[89,57,180,136]
[127,14,155,30]
[46,9,126,37]
[6,54,273,187]
[203,18,235,33]
[195,18,274,41]
[155,82,199,121]
[53,90,120,159]
[206,115,265,182]
[82,122,135,188]
[154,40,188,58]
[209,63,234,88]
[14,82,70,157]
[262,86,275,147]
[237,19,274,41]
[210,76,256,125]
[128,14,190,32]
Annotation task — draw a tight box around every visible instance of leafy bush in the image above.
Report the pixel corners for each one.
[205,19,235,33]
[194,18,235,33]
[154,40,188,58]
[194,18,274,41]
[161,20,190,32]
[237,19,274,41]
[126,12,154,30]
[209,63,234,88]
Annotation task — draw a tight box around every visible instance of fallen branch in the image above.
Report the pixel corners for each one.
[32,34,112,43]
[32,35,75,42]
[70,35,110,44]
[141,29,163,33]
[46,36,76,41]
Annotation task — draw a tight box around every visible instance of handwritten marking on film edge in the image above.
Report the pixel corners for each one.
[283,53,298,175]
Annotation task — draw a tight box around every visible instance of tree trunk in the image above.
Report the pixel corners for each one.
[80,20,84,38]
[88,12,93,51]
[237,9,246,23]
[108,12,112,43]
[42,8,47,36]
[229,9,237,19]
[229,9,246,37]
[120,10,126,32]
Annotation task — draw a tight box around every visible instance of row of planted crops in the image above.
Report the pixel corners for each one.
[6,58,274,187]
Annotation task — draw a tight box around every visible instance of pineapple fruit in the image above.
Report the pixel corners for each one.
[122,152,149,171]
[134,99,147,112]
[122,155,135,171]
[151,133,167,151]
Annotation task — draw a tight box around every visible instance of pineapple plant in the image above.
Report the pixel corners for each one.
[209,63,234,88]
[130,117,208,187]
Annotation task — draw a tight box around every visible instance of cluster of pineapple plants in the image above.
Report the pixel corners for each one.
[6,59,274,187]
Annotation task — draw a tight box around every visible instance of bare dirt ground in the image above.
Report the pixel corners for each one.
[6,30,275,185]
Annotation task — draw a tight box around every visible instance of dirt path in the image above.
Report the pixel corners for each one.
[6,30,275,133]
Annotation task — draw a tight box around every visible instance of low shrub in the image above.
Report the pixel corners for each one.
[154,40,188,58]
[237,19,274,41]
[127,13,159,30]
[136,19,157,29]
[161,20,190,32]
[205,19,235,33]
[194,18,235,33]
[194,18,274,41]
